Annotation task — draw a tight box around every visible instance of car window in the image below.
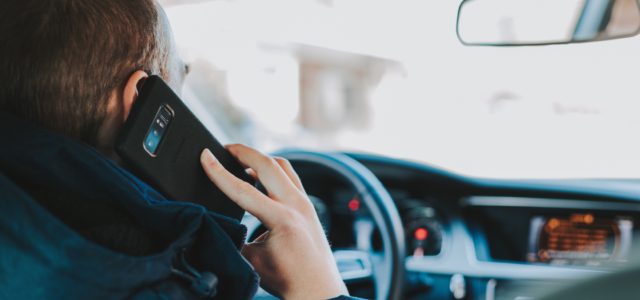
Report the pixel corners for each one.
[165,0,640,179]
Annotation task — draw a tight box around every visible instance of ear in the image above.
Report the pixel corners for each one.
[121,70,149,122]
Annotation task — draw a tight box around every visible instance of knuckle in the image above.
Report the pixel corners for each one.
[206,160,224,173]
[279,215,303,235]
[299,199,317,215]
[261,156,279,168]
[279,208,300,225]
[269,157,280,168]
[279,206,295,219]
[226,143,243,154]
[274,157,292,168]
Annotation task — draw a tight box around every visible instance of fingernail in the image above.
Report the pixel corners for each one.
[201,148,218,165]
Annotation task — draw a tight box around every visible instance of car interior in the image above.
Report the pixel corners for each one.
[165,0,640,299]
[8,0,640,299]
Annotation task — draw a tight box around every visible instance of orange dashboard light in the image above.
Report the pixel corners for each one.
[584,214,594,224]
[547,218,560,230]
[415,228,429,241]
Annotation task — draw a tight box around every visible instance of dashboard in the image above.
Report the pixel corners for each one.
[528,213,631,265]
[466,196,636,268]
[246,153,640,300]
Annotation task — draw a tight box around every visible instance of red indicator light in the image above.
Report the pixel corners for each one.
[348,198,360,212]
[414,228,428,241]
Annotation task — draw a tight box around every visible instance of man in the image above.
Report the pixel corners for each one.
[0,0,352,299]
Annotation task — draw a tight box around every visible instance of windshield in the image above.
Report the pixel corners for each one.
[164,0,640,180]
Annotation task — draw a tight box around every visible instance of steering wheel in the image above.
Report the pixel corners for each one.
[244,150,405,300]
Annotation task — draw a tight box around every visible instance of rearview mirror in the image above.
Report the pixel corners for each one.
[457,0,640,46]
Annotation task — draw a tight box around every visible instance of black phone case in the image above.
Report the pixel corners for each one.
[115,76,250,221]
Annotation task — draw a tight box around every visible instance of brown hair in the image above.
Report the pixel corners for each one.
[0,0,170,145]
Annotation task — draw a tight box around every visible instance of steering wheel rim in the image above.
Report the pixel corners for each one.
[272,150,405,300]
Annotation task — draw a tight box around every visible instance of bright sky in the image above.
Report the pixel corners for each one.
[165,0,640,179]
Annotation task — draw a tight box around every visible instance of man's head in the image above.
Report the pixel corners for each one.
[0,0,187,154]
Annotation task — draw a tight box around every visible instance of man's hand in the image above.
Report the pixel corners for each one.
[201,145,348,300]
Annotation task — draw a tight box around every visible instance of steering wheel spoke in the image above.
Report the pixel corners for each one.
[334,250,374,283]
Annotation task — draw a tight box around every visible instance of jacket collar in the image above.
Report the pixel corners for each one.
[0,112,258,299]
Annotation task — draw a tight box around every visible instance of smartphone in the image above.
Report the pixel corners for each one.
[115,75,251,221]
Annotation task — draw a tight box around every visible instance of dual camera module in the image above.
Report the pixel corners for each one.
[143,104,174,156]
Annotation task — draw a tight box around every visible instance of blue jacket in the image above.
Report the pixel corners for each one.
[0,112,259,299]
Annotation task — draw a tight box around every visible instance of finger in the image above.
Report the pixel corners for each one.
[226,144,300,200]
[245,168,258,181]
[200,149,281,228]
[273,157,305,192]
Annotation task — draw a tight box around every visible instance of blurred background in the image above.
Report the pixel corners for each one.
[161,0,640,179]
